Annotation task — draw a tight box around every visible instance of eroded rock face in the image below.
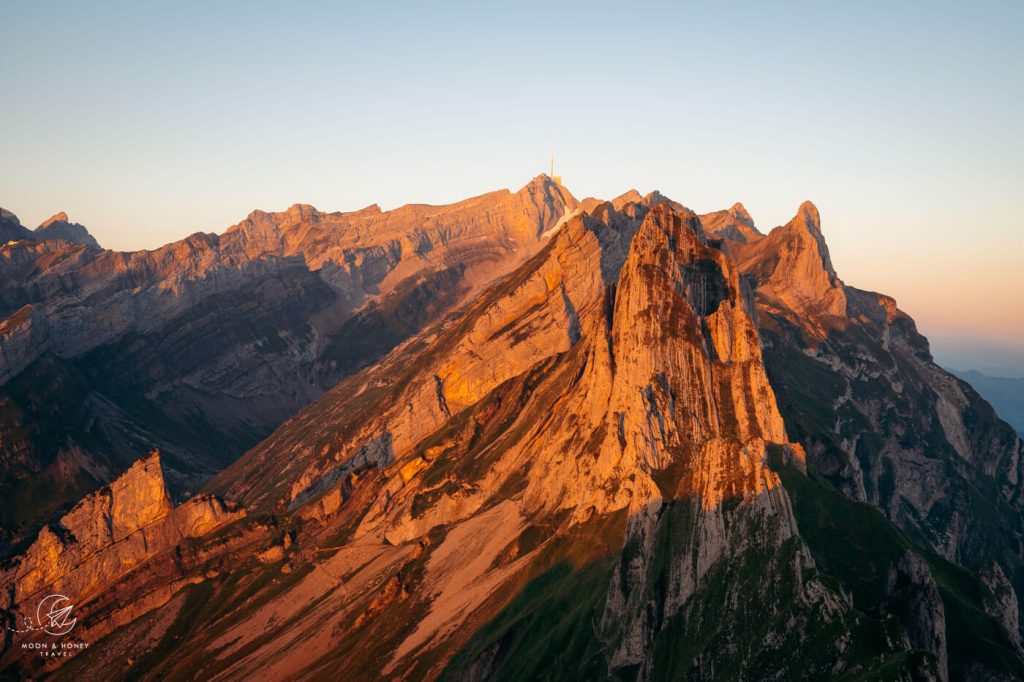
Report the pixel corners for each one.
[0,451,245,678]
[0,210,32,244]
[701,201,761,245]
[734,200,847,331]
[210,203,618,514]
[0,209,100,250]
[0,176,576,557]
[0,176,576,381]
[886,550,949,681]
[980,562,1022,651]
[0,305,47,385]
[0,451,242,612]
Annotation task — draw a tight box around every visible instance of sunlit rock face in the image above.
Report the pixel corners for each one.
[0,176,576,557]
[0,451,243,657]
[733,200,847,333]
[1,184,1022,681]
[208,199,795,524]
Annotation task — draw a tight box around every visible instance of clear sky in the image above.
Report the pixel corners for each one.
[1,1,1022,348]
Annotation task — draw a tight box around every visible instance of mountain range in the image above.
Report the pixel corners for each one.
[950,370,1024,438]
[1,177,1022,681]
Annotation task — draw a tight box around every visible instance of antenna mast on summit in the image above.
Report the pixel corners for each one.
[549,151,561,186]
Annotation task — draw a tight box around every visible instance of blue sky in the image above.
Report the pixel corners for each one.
[1,0,1022,345]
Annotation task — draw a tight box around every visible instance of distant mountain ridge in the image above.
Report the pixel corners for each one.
[931,337,1024,380]
[0,208,100,248]
[951,369,1024,437]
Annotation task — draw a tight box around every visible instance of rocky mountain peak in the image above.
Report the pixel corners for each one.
[611,189,644,210]
[285,203,319,222]
[525,172,552,187]
[643,189,670,206]
[0,446,242,626]
[795,199,821,231]
[729,201,754,225]
[520,172,576,199]
[701,201,761,245]
[788,199,837,281]
[730,200,846,329]
[2,181,1021,680]
[38,211,69,228]
[0,208,99,248]
[31,211,100,248]
[103,450,174,535]
[0,208,32,244]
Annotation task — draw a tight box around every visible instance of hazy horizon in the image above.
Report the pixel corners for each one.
[2,0,1021,347]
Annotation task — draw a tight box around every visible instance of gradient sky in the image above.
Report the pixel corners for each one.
[1,1,1022,349]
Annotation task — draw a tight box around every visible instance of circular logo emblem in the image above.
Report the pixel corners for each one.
[36,594,77,636]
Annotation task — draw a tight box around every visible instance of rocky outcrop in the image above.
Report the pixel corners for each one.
[0,210,32,244]
[0,451,243,611]
[181,199,899,680]
[210,201,615,513]
[586,205,844,676]
[0,209,100,249]
[701,201,760,244]
[0,176,574,380]
[734,200,847,332]
[0,305,47,384]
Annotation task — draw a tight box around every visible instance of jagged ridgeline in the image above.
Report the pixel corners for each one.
[1,181,1022,680]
